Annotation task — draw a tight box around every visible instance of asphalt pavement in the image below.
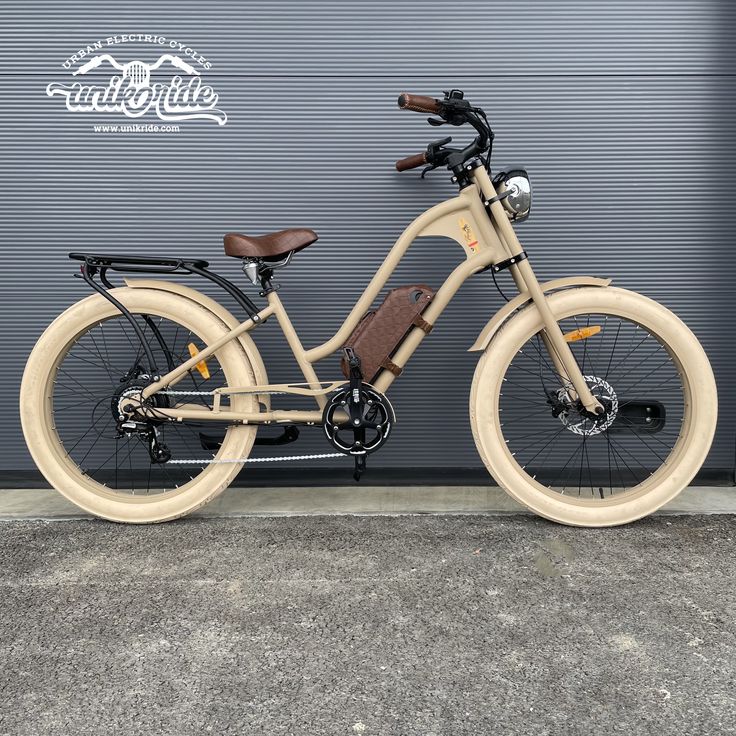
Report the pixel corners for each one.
[1,515,734,735]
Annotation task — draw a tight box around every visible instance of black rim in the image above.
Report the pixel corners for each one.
[497,312,686,498]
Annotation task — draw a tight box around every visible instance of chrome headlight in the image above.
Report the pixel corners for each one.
[492,167,531,222]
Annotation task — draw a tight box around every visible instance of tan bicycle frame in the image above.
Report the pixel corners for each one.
[140,163,602,424]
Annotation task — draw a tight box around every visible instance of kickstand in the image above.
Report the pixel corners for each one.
[353,454,366,482]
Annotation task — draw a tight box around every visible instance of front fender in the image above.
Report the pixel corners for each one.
[469,276,612,352]
[123,278,271,408]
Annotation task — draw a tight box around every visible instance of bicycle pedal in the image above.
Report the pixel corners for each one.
[353,454,366,482]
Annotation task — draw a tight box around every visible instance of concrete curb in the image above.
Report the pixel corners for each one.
[0,485,733,520]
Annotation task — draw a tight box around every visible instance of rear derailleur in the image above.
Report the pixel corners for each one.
[323,348,395,481]
[116,419,172,464]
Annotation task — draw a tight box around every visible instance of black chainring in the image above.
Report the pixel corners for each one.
[322,387,394,455]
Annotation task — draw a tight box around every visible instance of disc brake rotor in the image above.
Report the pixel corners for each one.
[558,375,618,437]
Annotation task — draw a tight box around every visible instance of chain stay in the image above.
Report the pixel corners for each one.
[156,388,345,464]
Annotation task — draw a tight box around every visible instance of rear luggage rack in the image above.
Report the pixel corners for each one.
[69,252,262,375]
[69,252,210,272]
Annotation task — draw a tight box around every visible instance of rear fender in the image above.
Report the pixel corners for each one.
[469,276,612,352]
[124,278,271,409]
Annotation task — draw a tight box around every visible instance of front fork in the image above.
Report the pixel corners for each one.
[512,258,602,413]
[473,167,604,415]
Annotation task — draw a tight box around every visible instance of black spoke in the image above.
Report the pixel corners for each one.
[51,311,228,497]
[603,321,622,381]
[606,437,647,486]
[606,329,650,380]
[63,349,114,376]
[605,432,628,491]
[509,350,572,388]
[519,425,569,469]
[500,407,555,426]
[615,415,675,459]
[503,424,561,445]
[593,316,608,378]
[548,441,586,490]
[498,311,685,498]
[615,360,679,397]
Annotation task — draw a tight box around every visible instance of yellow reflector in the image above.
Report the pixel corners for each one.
[187,342,211,379]
[563,325,602,343]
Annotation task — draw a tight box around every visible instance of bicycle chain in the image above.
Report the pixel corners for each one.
[167,452,344,465]
[159,389,289,397]
[158,388,343,465]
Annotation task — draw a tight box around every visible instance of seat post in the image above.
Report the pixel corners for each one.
[242,251,293,297]
[259,265,277,295]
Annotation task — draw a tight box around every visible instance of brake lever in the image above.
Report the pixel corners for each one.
[428,117,446,126]
[428,136,452,153]
[422,136,454,178]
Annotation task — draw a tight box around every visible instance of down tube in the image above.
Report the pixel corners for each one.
[304,195,471,363]
[372,249,494,394]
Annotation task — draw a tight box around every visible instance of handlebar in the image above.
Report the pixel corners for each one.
[395,90,493,179]
[397,93,442,115]
[395,151,427,172]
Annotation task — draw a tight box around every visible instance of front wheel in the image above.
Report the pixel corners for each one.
[470,287,717,526]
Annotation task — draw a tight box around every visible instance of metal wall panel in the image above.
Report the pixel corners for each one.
[1,1,734,476]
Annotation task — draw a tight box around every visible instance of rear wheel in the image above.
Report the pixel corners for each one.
[20,288,257,523]
[470,287,717,526]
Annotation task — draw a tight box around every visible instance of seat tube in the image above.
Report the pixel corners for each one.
[267,292,327,409]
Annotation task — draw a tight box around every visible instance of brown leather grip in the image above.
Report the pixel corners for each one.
[397,93,441,115]
[395,152,427,172]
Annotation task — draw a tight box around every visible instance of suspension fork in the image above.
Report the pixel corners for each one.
[473,167,603,414]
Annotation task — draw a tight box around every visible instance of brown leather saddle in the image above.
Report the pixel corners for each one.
[223,228,318,260]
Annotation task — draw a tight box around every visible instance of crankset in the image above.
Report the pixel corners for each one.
[323,348,395,481]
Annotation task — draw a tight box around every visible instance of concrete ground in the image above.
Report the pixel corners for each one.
[1,484,735,518]
[0,515,735,735]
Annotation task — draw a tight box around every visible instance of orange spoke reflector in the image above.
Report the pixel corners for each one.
[187,342,211,379]
[563,325,602,343]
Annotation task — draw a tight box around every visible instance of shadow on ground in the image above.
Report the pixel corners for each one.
[0,515,734,735]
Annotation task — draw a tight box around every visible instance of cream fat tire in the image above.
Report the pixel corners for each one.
[20,288,257,523]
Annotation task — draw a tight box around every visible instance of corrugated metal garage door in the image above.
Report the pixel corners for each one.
[1,0,734,481]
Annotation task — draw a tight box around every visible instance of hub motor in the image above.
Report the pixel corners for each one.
[111,375,170,424]
[111,374,172,463]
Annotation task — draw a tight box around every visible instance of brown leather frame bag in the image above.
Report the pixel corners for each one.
[340,284,435,382]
